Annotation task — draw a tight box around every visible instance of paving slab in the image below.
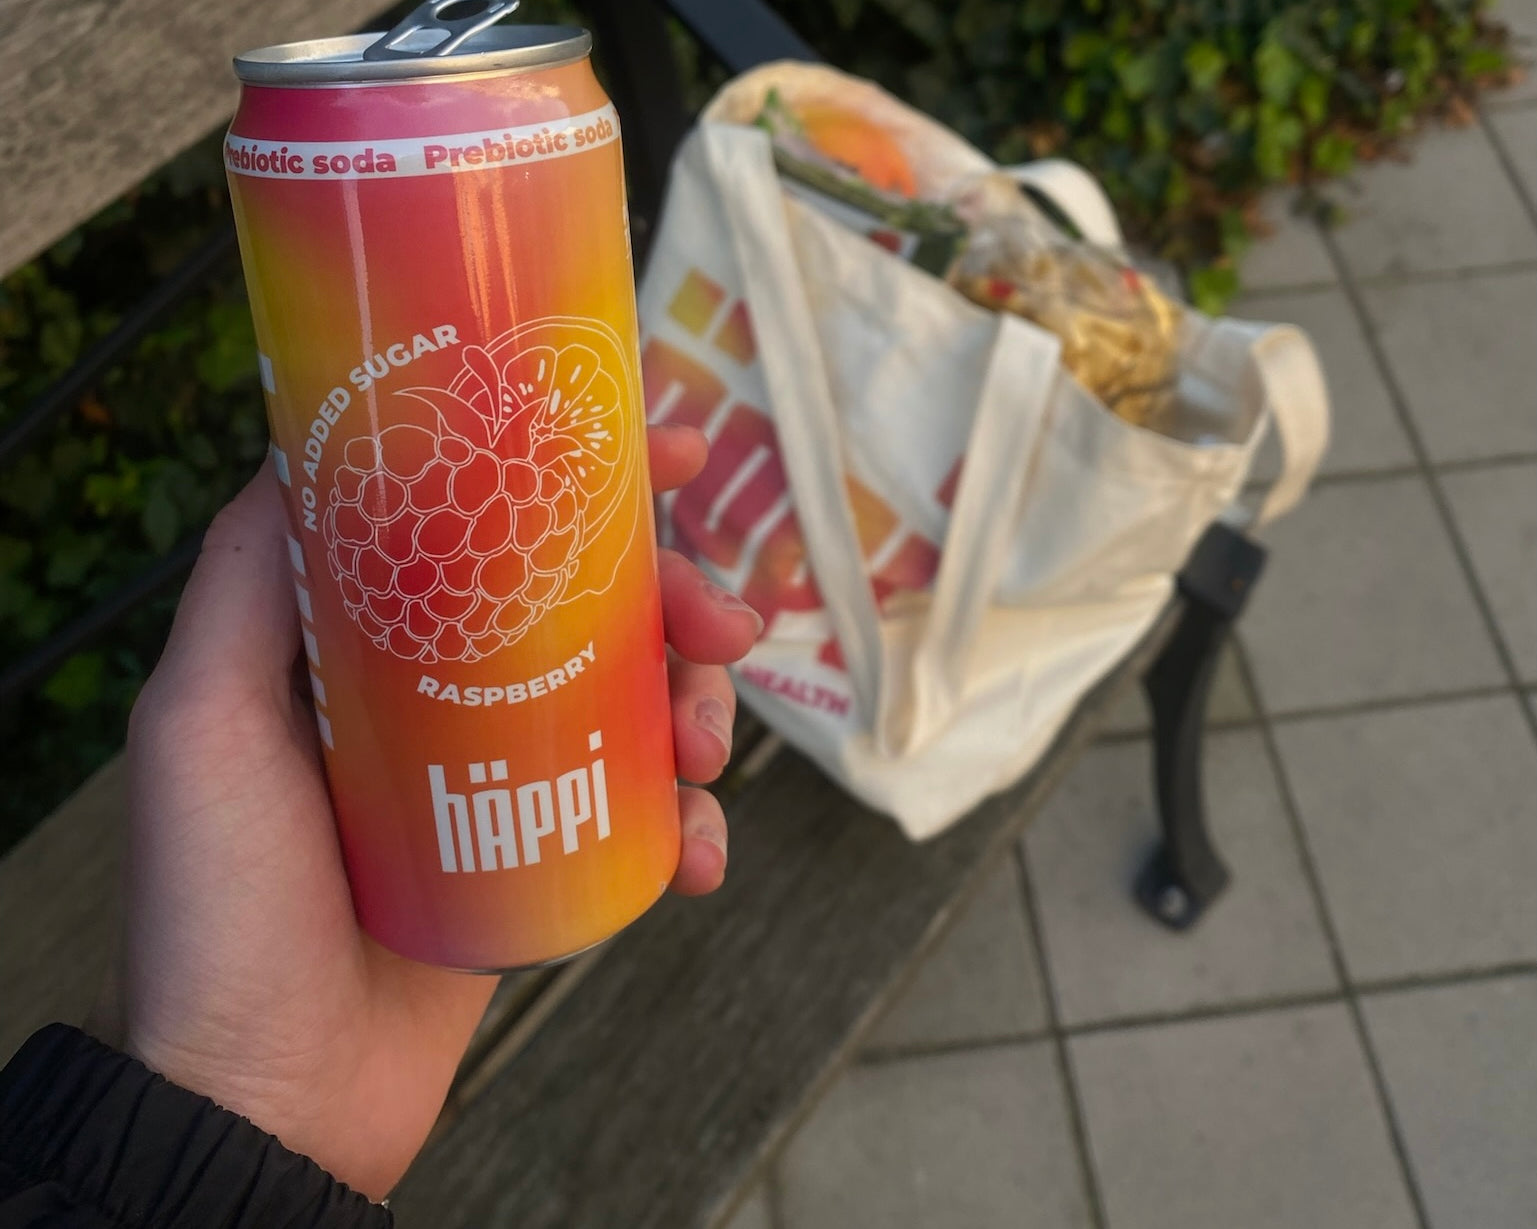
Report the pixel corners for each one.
[1242,476,1506,712]
[1363,974,1537,1229]
[1073,1004,1418,1229]
[1441,461,1537,682]
[1362,269,1537,464]
[1024,731,1336,1027]
[1238,287,1414,482]
[1275,695,1537,982]
[865,859,1049,1052]
[1330,124,1533,278]
[778,1043,1093,1229]
[1487,107,1537,204]
[1239,189,1338,290]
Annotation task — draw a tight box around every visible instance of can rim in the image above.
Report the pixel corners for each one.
[234,26,591,85]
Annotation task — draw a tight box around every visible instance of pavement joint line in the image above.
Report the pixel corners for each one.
[1232,629,1436,1229]
[1354,960,1537,999]
[1479,102,1537,230]
[1265,683,1527,725]
[1049,962,1537,1040]
[1288,453,1537,488]
[1434,451,1537,473]
[1295,464,1425,488]
[1011,841,1110,1229]
[1319,221,1537,747]
[1062,988,1346,1039]
[851,963,1537,1062]
[1242,455,1537,501]
[1235,277,1343,301]
[857,1029,1057,1067]
[1095,683,1527,745]
[1347,257,1537,288]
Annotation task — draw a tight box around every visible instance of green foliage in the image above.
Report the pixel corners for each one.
[765,0,1512,297]
[0,131,270,851]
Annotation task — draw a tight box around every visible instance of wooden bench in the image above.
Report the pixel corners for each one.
[0,2,1268,1224]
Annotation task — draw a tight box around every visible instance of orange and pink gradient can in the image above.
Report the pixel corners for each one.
[226,12,679,970]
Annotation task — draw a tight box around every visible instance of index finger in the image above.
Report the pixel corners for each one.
[647,423,708,493]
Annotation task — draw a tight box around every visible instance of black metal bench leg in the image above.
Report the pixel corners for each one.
[1134,523,1267,931]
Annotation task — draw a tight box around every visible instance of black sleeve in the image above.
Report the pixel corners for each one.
[0,1024,393,1229]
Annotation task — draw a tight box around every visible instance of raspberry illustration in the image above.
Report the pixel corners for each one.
[322,318,640,663]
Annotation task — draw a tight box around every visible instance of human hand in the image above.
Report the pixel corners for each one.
[97,423,757,1199]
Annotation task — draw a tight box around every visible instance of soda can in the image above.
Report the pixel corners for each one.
[225,3,678,970]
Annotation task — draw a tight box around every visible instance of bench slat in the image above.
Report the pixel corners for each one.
[391,606,1177,1229]
[0,754,126,1058]
[0,0,387,274]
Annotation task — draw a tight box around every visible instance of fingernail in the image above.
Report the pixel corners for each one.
[695,695,733,762]
[683,808,728,855]
[704,582,765,636]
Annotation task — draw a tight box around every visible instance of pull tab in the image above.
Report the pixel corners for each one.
[363,0,522,61]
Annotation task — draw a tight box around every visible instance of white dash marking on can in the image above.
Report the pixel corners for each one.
[258,352,276,393]
[309,670,327,708]
[315,710,334,749]
[270,443,291,486]
[287,535,306,577]
[294,582,314,622]
[303,629,321,667]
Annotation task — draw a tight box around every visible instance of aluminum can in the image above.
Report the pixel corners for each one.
[226,17,677,970]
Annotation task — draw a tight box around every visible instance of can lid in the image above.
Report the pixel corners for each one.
[235,3,590,86]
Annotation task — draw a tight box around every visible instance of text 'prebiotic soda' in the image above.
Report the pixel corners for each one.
[226,3,678,969]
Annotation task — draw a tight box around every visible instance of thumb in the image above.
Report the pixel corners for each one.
[154,460,302,697]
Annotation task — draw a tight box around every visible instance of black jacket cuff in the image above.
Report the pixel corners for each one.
[0,1023,392,1228]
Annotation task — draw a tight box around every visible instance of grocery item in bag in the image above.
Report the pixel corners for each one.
[946,174,1184,431]
[754,89,966,276]
[752,86,1185,433]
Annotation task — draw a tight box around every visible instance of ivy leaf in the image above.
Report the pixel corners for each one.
[1062,78,1089,122]
[1114,48,1159,101]
[1189,264,1240,315]
[1312,131,1357,176]
[38,315,83,372]
[1183,41,1227,93]
[830,0,861,29]
[195,301,257,394]
[1298,75,1330,127]
[45,535,106,589]
[142,486,180,554]
[1256,104,1305,179]
[41,652,106,714]
[184,434,220,470]
[48,232,85,268]
[1063,30,1108,71]
[1104,96,1134,141]
[1348,20,1377,59]
[1255,35,1305,106]
[1165,163,1192,209]
[0,535,32,573]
